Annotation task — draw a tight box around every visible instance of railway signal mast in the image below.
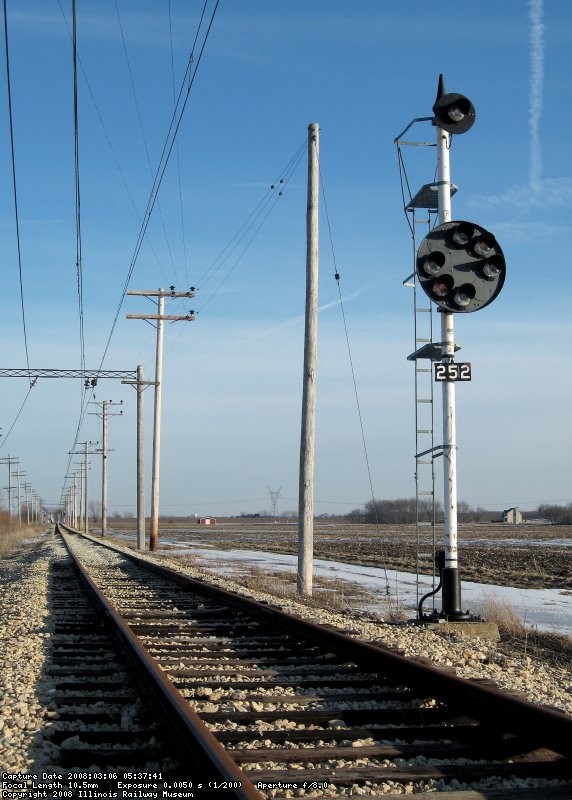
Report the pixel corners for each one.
[402,76,507,620]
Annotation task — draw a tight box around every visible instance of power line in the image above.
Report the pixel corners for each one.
[194,139,308,313]
[58,2,218,506]
[168,0,191,288]
[55,0,173,285]
[71,0,86,389]
[318,159,391,592]
[0,381,37,450]
[114,0,178,284]
[97,0,220,372]
[2,0,32,383]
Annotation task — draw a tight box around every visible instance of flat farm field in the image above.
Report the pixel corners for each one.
[118,519,572,591]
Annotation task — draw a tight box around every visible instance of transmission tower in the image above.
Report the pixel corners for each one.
[267,486,282,517]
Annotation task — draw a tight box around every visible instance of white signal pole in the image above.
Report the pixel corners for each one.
[297,122,319,596]
[436,126,462,616]
[127,288,196,551]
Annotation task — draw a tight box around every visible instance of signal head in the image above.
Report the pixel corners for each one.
[432,74,475,134]
[416,220,506,313]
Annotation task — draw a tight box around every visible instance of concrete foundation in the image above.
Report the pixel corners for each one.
[413,618,500,640]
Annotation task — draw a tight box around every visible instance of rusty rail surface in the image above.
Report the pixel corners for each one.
[58,524,262,799]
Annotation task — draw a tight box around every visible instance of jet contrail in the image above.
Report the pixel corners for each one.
[529,0,544,190]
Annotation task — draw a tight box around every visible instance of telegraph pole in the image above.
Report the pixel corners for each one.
[69,442,96,533]
[297,122,319,597]
[123,365,154,550]
[89,400,123,537]
[64,474,78,528]
[12,466,25,525]
[23,482,32,524]
[0,455,19,523]
[127,287,196,551]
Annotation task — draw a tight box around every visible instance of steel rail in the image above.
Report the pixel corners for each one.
[58,526,262,799]
[71,525,572,763]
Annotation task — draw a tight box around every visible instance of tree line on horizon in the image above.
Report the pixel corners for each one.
[346,498,494,524]
[45,498,572,525]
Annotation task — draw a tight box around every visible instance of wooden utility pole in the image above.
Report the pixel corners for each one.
[69,442,95,533]
[127,288,196,551]
[151,293,165,553]
[23,482,32,524]
[84,441,90,533]
[89,399,123,537]
[0,455,19,522]
[12,466,25,525]
[123,365,155,550]
[64,473,79,528]
[297,122,319,596]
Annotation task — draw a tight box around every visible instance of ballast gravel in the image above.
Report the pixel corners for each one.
[1,530,571,794]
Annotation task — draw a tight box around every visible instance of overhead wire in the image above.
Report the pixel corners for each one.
[159,139,307,360]
[72,0,86,390]
[194,139,307,312]
[59,1,219,507]
[56,0,177,285]
[318,159,391,594]
[162,138,308,352]
[168,0,191,288]
[56,0,91,510]
[2,0,32,385]
[0,380,37,450]
[96,0,220,373]
[114,0,178,284]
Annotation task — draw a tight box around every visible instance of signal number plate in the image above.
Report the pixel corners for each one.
[434,362,471,382]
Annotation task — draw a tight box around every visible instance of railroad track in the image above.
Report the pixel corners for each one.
[52,524,572,799]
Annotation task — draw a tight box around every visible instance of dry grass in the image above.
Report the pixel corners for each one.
[478,596,572,669]
[212,563,381,615]
[478,597,527,637]
[0,514,44,557]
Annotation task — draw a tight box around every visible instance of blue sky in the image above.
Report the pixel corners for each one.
[0,0,571,517]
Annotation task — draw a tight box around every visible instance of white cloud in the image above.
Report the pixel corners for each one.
[528,0,544,189]
[470,177,572,211]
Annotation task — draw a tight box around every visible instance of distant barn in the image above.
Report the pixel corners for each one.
[502,507,522,524]
[197,517,216,526]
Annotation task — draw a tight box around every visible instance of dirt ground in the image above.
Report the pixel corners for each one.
[115,519,572,591]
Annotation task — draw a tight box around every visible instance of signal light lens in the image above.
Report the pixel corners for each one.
[453,284,475,308]
[448,105,465,123]
[451,222,474,247]
[473,235,495,258]
[421,251,445,275]
[482,255,504,279]
[432,275,454,298]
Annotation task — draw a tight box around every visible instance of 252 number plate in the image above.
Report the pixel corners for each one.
[434,362,471,382]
